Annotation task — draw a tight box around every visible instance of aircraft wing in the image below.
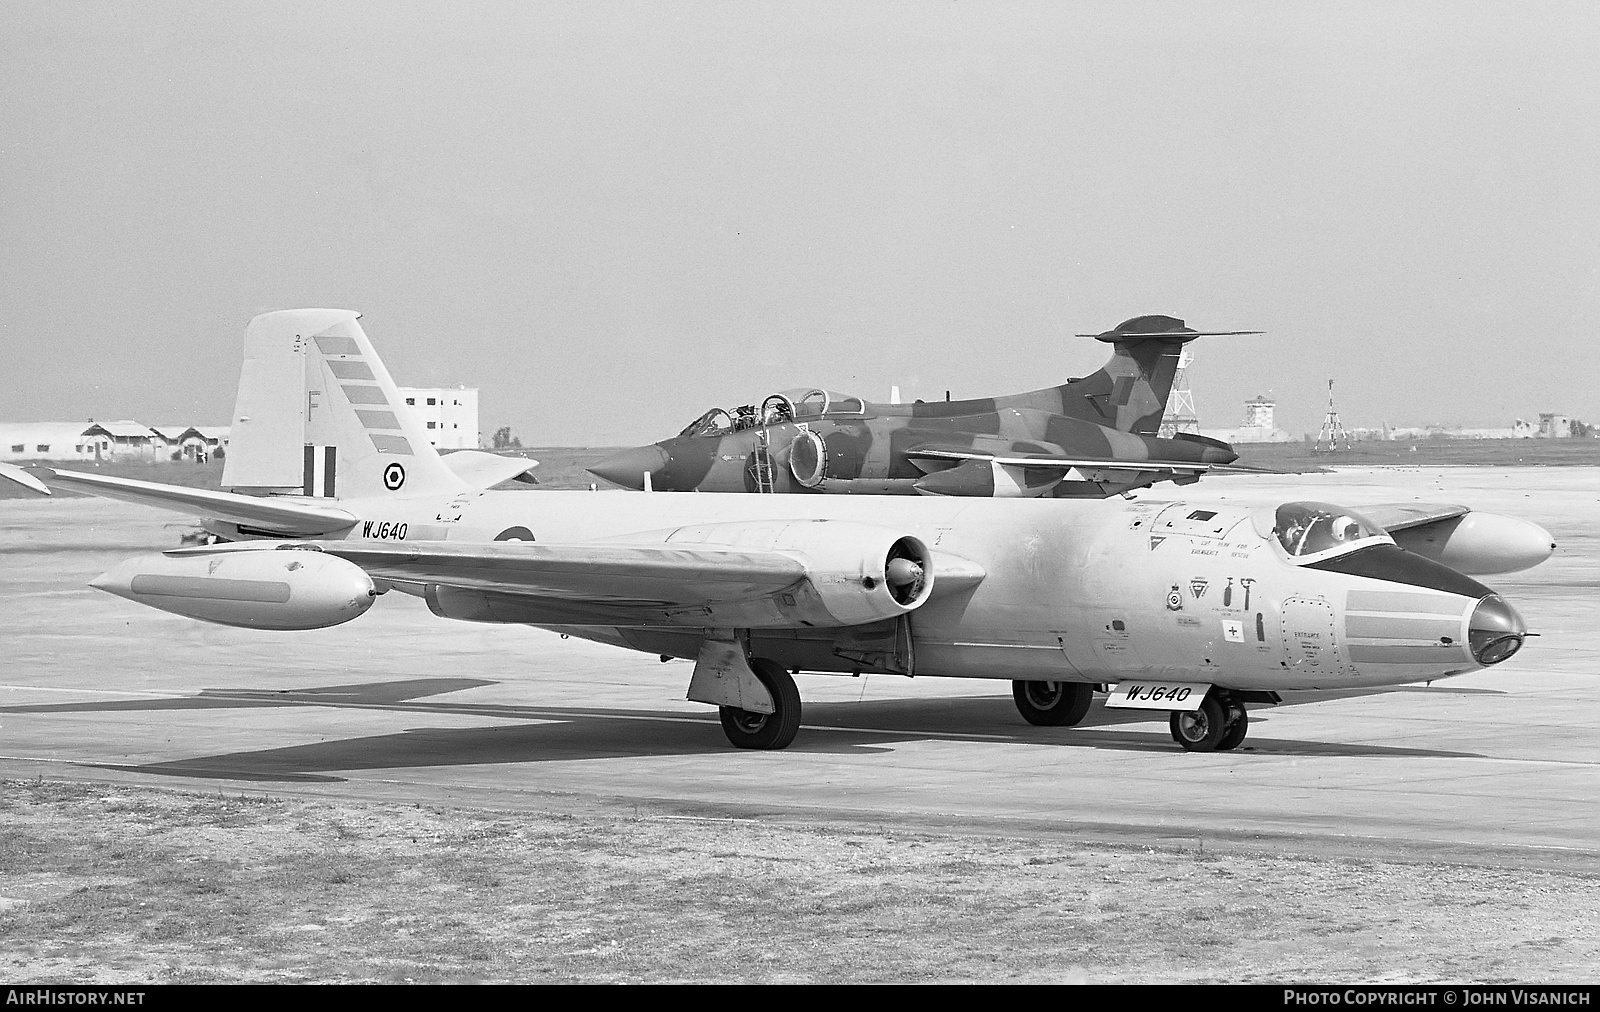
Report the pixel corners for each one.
[0,461,50,494]
[165,536,986,629]
[1357,502,1471,532]
[306,540,810,604]
[3,466,356,537]
[904,447,1280,476]
[903,446,1289,497]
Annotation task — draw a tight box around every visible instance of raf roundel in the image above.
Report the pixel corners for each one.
[382,462,407,491]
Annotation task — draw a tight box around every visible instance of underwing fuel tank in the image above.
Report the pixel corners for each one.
[90,549,376,630]
[912,458,1058,498]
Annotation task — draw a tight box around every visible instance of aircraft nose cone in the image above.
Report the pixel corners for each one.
[1468,594,1527,666]
[1200,444,1239,465]
[588,444,671,490]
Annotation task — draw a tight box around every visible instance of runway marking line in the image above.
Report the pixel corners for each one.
[0,684,198,697]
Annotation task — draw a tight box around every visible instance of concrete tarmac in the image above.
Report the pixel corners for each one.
[2,466,1595,869]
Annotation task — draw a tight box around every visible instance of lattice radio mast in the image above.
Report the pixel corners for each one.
[1313,379,1352,454]
[1159,346,1200,438]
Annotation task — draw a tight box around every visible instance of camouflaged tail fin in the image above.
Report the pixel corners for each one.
[1047,316,1198,436]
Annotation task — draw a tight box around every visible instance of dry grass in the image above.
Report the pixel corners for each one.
[1,778,1596,984]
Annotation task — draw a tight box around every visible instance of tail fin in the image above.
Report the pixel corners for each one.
[222,309,467,500]
[1057,315,1261,436]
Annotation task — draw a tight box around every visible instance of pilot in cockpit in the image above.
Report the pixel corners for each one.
[1331,515,1363,543]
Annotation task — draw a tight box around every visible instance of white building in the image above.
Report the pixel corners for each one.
[153,425,231,461]
[397,386,480,449]
[2,421,229,462]
[149,425,190,458]
[80,420,160,459]
[1,423,100,462]
[1538,413,1574,438]
[1200,395,1293,444]
[1510,416,1578,438]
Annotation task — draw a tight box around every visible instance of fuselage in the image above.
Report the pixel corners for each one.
[206,488,1525,693]
[592,408,1237,496]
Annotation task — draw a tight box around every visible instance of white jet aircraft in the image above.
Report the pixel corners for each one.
[2,310,1556,752]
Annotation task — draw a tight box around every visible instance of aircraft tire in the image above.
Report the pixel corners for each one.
[1169,697,1227,752]
[1215,702,1249,751]
[1012,680,1093,727]
[719,658,802,750]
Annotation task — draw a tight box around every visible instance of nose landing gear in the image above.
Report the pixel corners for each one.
[1169,693,1250,752]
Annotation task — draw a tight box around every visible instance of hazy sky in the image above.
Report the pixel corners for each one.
[3,2,1598,445]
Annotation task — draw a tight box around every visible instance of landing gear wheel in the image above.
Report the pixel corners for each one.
[1216,701,1249,751]
[1169,696,1227,752]
[1012,680,1094,727]
[719,658,802,750]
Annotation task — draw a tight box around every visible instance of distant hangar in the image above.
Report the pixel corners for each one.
[3,385,479,462]
[0,421,229,463]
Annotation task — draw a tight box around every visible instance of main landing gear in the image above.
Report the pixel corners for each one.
[1011,680,1094,727]
[719,658,802,750]
[1169,693,1249,752]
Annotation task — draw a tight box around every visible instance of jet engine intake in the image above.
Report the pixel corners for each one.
[666,520,936,626]
[90,548,376,630]
[792,529,933,625]
[788,430,828,488]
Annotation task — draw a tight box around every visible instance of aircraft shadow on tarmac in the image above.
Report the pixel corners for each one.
[2,676,1486,782]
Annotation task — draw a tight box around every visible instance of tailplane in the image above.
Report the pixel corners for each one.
[1058,315,1261,436]
[222,310,467,500]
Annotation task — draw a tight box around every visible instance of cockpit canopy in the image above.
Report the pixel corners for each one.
[778,389,865,419]
[1263,501,1393,563]
[676,388,866,438]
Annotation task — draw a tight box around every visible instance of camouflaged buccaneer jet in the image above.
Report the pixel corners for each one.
[0,310,1555,754]
[589,315,1268,498]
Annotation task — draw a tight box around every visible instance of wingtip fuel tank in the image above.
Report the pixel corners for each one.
[1390,511,1556,576]
[90,549,377,630]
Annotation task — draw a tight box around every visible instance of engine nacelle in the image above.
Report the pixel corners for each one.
[90,548,376,630]
[666,520,935,626]
[1390,511,1555,575]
